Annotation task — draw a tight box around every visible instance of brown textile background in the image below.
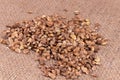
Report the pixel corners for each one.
[0,0,120,80]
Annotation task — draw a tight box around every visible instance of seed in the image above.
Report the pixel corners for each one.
[94,23,100,30]
[49,33,54,37]
[0,13,107,79]
[19,43,24,50]
[63,9,68,12]
[23,49,29,54]
[27,11,33,14]
[76,66,81,70]
[0,38,7,44]
[47,21,53,27]
[15,48,21,53]
[94,56,100,65]
[91,74,98,78]
[95,56,100,62]
[11,31,18,38]
[28,38,32,42]
[74,11,80,15]
[0,38,3,43]
[101,39,108,45]
[70,33,76,40]
[85,19,90,22]
[48,72,56,79]
[81,66,89,74]
[41,15,46,18]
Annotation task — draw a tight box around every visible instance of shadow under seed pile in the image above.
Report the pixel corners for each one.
[0,14,107,79]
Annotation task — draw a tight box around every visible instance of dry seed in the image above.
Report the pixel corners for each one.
[63,9,68,12]
[74,11,80,15]
[94,56,100,62]
[93,56,100,65]
[23,49,29,54]
[91,74,98,78]
[0,13,107,79]
[70,33,76,40]
[101,39,108,45]
[85,19,90,22]
[27,11,33,14]
[81,66,89,74]
[0,38,3,43]
[11,31,18,38]
[15,48,21,53]
[47,21,54,27]
[48,72,56,79]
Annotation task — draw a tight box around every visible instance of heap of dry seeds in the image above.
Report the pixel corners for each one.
[0,13,107,79]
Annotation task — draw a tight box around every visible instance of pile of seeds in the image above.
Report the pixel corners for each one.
[0,13,107,79]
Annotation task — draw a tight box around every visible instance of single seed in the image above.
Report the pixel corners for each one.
[27,11,33,14]
[81,66,89,74]
[48,72,56,79]
[70,33,76,40]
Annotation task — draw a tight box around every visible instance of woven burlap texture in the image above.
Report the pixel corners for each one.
[0,0,120,80]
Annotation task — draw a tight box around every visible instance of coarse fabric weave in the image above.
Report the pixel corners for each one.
[0,0,120,80]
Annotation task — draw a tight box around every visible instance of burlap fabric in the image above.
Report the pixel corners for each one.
[0,0,120,80]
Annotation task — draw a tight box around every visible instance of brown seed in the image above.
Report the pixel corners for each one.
[91,74,98,78]
[15,48,21,53]
[70,33,76,40]
[101,39,108,45]
[23,49,29,54]
[47,21,53,27]
[0,38,7,44]
[48,72,56,79]
[27,11,33,14]
[81,66,89,74]
[11,31,18,38]
[28,38,33,42]
[63,9,68,12]
[92,66,97,71]
[74,11,80,15]
[0,38,3,43]
[76,66,81,70]
[19,42,24,50]
[0,14,107,79]
[93,56,100,65]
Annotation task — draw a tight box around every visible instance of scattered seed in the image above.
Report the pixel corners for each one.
[94,56,100,65]
[91,74,98,78]
[94,23,101,30]
[101,39,108,45]
[0,13,107,79]
[27,11,33,14]
[63,9,68,12]
[74,11,80,15]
